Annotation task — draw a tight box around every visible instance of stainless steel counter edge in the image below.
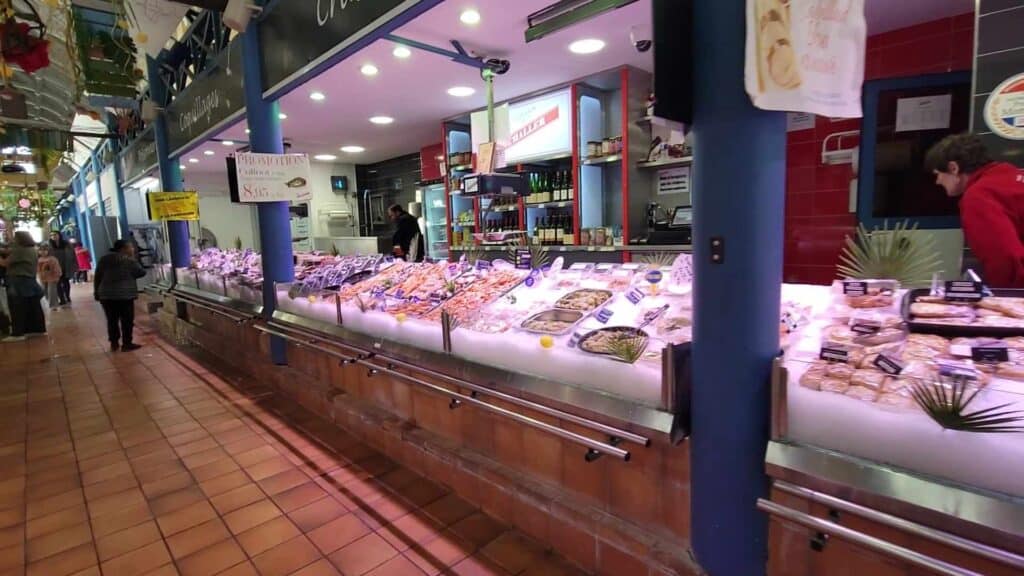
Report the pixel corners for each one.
[172,285,264,317]
[270,310,677,438]
[449,244,693,253]
[765,441,1024,552]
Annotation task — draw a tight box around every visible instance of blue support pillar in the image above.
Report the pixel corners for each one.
[76,177,96,264]
[110,146,131,240]
[242,20,294,365]
[147,55,191,272]
[71,185,85,244]
[690,1,785,575]
[91,152,107,217]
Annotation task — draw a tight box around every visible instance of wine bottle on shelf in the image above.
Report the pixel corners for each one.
[563,213,574,245]
[533,217,540,245]
[554,213,564,245]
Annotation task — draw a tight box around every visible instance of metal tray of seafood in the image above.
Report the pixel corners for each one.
[519,309,585,335]
[553,289,613,312]
[901,288,1024,338]
[577,326,649,363]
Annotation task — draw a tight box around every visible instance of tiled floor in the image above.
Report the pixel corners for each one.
[0,286,585,576]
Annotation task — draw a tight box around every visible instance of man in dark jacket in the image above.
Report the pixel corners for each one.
[926,134,1024,287]
[388,203,425,262]
[94,240,146,351]
[49,231,76,305]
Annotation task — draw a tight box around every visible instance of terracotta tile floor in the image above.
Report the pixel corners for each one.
[0,286,586,576]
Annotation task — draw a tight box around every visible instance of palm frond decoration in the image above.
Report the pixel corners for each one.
[354,295,368,313]
[607,336,647,364]
[638,251,676,268]
[462,245,485,267]
[836,220,942,286]
[909,377,1024,433]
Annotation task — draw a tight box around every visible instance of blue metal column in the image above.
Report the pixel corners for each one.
[76,176,96,263]
[242,19,294,365]
[147,55,191,273]
[71,183,84,244]
[91,152,107,217]
[690,1,785,575]
[110,140,131,239]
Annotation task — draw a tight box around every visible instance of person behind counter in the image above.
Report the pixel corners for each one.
[388,203,425,262]
[926,133,1024,288]
[94,240,146,352]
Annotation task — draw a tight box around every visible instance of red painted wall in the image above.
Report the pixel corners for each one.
[420,143,444,182]
[784,12,975,285]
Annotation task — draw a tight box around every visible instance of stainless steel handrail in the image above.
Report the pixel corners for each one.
[774,481,1024,571]
[253,324,632,461]
[264,320,650,447]
[757,499,980,576]
[172,292,255,324]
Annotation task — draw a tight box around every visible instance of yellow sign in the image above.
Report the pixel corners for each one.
[148,191,200,221]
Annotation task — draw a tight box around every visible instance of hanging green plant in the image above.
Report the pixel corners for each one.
[836,220,943,286]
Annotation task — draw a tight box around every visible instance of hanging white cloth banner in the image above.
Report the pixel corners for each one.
[129,0,190,58]
[745,0,867,118]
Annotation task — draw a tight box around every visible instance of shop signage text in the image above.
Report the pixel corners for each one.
[165,41,244,154]
[121,129,157,184]
[504,88,572,164]
[984,73,1024,141]
[234,153,313,203]
[745,0,867,118]
[148,191,200,221]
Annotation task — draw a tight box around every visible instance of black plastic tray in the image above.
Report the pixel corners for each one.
[901,288,1024,337]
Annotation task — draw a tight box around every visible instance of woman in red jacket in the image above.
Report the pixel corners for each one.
[926,134,1024,288]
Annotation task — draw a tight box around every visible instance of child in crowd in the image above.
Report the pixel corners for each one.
[37,245,62,311]
[74,242,91,282]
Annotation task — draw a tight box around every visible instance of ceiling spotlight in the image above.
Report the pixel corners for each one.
[279,113,288,120]
[245,128,251,134]
[310,91,326,101]
[360,64,379,76]
[204,150,214,156]
[393,45,411,59]
[188,158,199,163]
[447,86,475,97]
[340,145,365,153]
[222,140,234,146]
[569,38,605,54]
[179,164,186,170]
[369,116,394,125]
[460,9,481,25]
[314,154,338,161]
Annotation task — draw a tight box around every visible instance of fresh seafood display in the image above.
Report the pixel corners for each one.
[554,289,612,312]
[191,248,264,285]
[423,270,526,323]
[578,327,649,358]
[520,309,584,335]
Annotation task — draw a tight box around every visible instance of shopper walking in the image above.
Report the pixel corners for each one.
[0,231,46,342]
[36,244,62,311]
[94,239,146,352]
[49,231,76,304]
[74,241,92,283]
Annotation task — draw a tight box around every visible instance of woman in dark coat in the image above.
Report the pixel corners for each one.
[49,231,76,305]
[0,231,45,342]
[94,239,146,351]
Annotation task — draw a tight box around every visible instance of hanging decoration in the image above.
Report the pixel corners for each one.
[0,0,51,74]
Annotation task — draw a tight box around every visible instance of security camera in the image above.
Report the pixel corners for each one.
[630,27,652,53]
[484,58,511,75]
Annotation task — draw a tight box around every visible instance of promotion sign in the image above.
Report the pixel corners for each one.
[745,0,867,118]
[984,73,1024,140]
[504,88,572,164]
[148,191,200,221]
[234,153,313,203]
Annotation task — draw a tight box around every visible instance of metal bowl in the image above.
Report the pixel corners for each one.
[519,309,585,335]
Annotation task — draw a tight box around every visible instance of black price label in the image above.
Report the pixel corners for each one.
[972,345,1009,364]
[945,280,984,303]
[515,249,531,270]
[819,345,849,363]
[843,281,868,296]
[850,322,881,335]
[874,353,904,375]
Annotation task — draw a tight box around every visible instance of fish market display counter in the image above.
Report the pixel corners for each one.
[766,283,1024,576]
[157,257,699,575]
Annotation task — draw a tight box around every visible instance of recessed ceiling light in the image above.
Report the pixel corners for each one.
[393,45,411,59]
[569,38,605,54]
[314,154,338,161]
[369,116,394,125]
[188,158,199,163]
[222,140,234,146]
[310,91,326,101]
[204,150,214,156]
[360,64,379,76]
[340,145,365,153]
[447,86,475,97]
[179,164,186,170]
[279,113,288,120]
[245,129,251,134]
[460,9,481,25]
